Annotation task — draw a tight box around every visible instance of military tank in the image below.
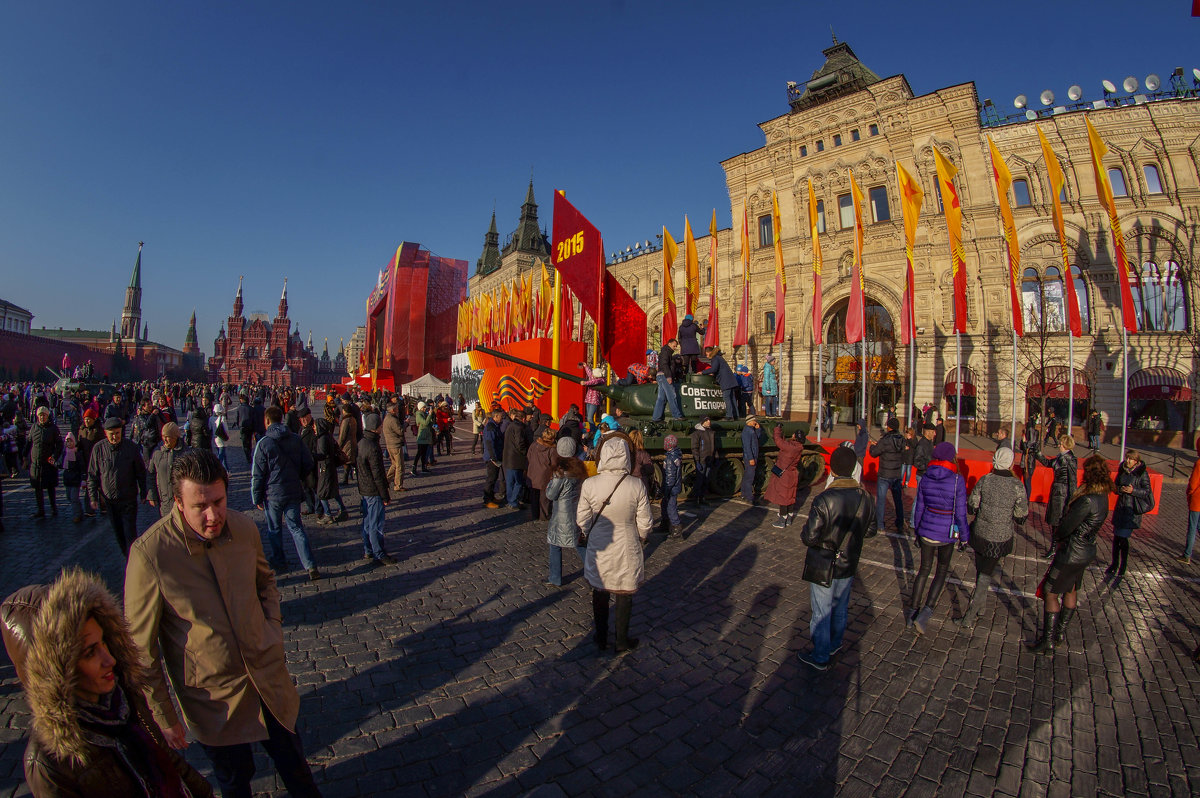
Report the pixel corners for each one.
[473,346,829,498]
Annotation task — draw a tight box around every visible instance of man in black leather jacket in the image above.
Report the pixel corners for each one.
[869,418,907,532]
[798,447,878,670]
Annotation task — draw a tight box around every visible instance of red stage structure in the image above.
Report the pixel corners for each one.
[364,242,467,388]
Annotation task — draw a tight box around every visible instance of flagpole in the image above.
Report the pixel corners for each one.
[551,270,562,421]
[1067,334,1075,437]
[1120,327,1128,461]
[955,329,962,454]
[1011,328,1018,449]
[861,339,867,431]
[816,341,823,442]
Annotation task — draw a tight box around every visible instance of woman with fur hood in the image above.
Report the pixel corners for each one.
[1,567,213,797]
[576,434,653,653]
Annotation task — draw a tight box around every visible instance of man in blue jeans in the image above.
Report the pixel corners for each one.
[252,405,320,581]
[798,446,878,670]
[652,338,684,421]
[869,417,907,532]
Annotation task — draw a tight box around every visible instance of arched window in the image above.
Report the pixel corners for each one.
[1012,179,1032,207]
[652,279,659,297]
[1108,168,1127,197]
[1020,265,1090,333]
[1143,164,1163,194]
[632,285,638,302]
[1132,260,1187,331]
[764,311,776,333]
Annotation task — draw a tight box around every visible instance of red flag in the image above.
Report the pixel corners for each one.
[845,172,866,344]
[703,210,721,348]
[732,207,751,346]
[662,227,679,344]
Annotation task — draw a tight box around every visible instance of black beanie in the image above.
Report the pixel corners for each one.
[830,447,857,477]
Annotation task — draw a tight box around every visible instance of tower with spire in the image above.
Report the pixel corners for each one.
[475,211,501,275]
[183,310,200,356]
[119,242,144,340]
[502,180,550,260]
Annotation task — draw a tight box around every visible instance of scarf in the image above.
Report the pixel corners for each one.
[63,435,78,465]
[76,686,188,798]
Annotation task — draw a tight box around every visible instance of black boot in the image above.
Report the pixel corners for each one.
[1106,539,1119,576]
[957,572,991,628]
[614,594,638,653]
[592,590,609,651]
[908,573,929,627]
[1027,609,1059,654]
[1116,539,1129,576]
[1053,607,1076,646]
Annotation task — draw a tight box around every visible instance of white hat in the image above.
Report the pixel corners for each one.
[591,367,605,378]
[417,401,427,411]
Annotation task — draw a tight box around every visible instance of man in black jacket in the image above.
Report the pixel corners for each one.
[502,410,530,510]
[907,423,936,528]
[88,417,148,556]
[869,418,907,533]
[690,418,716,505]
[798,446,878,670]
[357,414,397,567]
[704,346,740,420]
[678,314,705,373]
[652,338,684,421]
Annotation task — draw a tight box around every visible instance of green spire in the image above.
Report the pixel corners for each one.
[130,241,144,288]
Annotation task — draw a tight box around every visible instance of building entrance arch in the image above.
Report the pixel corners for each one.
[821,297,902,426]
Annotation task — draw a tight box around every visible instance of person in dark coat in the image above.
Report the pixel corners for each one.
[869,418,906,532]
[652,339,684,421]
[739,416,761,504]
[959,447,1028,628]
[482,409,506,508]
[660,435,683,537]
[187,403,212,451]
[797,446,878,670]
[298,408,321,516]
[356,414,396,567]
[87,418,147,556]
[853,418,869,458]
[677,314,705,373]
[29,406,63,518]
[690,418,716,505]
[1107,450,1154,577]
[704,346,739,419]
[1029,454,1112,653]
[766,426,807,528]
[502,411,530,511]
[250,406,319,580]
[1020,422,1042,497]
[545,439,589,585]
[146,423,188,518]
[933,416,946,444]
[1036,434,1078,558]
[314,418,347,522]
[1086,410,1104,451]
[908,441,969,635]
[526,428,558,522]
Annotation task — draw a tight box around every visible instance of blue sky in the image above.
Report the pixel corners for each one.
[1,1,1196,353]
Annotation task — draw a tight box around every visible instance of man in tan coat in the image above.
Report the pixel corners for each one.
[125,449,322,797]
[382,397,406,493]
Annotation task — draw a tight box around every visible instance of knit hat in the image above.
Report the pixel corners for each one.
[736,364,749,374]
[684,314,693,321]
[161,422,180,439]
[765,354,775,362]
[212,403,224,415]
[664,434,678,449]
[83,408,98,420]
[417,401,427,411]
[830,446,857,477]
[592,367,605,378]
[601,414,619,430]
[993,447,1015,471]
[298,407,311,418]
[933,442,957,462]
[35,406,49,417]
[363,413,382,432]
[744,415,757,425]
[556,438,577,457]
[886,417,899,430]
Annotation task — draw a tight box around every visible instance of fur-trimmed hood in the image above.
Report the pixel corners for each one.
[5,568,148,767]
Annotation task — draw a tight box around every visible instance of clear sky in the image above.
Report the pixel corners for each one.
[1,1,1196,353]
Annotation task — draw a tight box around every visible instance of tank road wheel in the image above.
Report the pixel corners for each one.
[681,461,697,499]
[711,457,743,498]
[798,452,827,486]
[652,461,666,498]
[755,455,774,492]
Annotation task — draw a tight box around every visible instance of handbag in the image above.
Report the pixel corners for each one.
[578,473,627,547]
[770,464,784,477]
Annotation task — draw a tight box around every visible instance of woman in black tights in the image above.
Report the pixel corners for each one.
[907,441,970,635]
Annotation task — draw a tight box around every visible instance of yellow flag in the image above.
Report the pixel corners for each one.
[540,260,553,330]
[684,217,699,316]
[807,180,823,345]
[1037,126,1082,336]
[1085,117,1137,332]
[662,226,679,341]
[986,137,1022,336]
[932,147,968,333]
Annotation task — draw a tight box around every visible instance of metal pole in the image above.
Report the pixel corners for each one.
[1011,328,1018,450]
[861,339,867,432]
[908,338,916,430]
[1067,333,1075,437]
[955,330,962,454]
[1121,326,1128,461]
[816,341,823,442]
[551,271,562,420]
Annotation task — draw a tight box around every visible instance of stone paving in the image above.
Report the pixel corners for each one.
[2,430,1200,797]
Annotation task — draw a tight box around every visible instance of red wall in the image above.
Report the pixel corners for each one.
[0,330,115,381]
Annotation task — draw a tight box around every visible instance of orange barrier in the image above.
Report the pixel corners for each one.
[809,438,1160,515]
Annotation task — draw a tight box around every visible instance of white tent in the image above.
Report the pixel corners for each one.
[401,373,452,398]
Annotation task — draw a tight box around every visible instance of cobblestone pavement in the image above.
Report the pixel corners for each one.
[2,432,1200,797]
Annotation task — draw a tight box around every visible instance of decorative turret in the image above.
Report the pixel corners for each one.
[503,180,550,259]
[142,322,148,341]
[183,310,200,355]
[232,275,244,318]
[322,337,329,357]
[277,278,288,319]
[120,242,144,340]
[475,211,501,275]
[109,320,117,343]
[306,330,313,352]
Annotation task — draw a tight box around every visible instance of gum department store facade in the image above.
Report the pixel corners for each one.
[471,43,1199,446]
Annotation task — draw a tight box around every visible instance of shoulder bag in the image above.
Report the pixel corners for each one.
[578,473,627,548]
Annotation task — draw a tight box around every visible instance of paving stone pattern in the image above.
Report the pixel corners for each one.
[1,431,1199,797]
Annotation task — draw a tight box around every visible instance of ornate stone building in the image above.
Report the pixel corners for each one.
[601,41,1199,444]
[208,278,326,386]
[468,181,552,301]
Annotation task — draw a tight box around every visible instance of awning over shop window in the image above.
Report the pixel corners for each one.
[1129,366,1192,400]
[1027,366,1089,400]
[943,366,977,397]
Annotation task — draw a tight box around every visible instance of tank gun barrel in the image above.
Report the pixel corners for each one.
[472,346,585,384]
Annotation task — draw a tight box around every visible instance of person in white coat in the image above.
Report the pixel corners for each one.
[576,434,653,654]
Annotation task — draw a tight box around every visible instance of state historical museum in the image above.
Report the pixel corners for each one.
[208,278,324,386]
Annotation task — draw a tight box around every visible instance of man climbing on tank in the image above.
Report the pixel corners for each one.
[704,346,740,420]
